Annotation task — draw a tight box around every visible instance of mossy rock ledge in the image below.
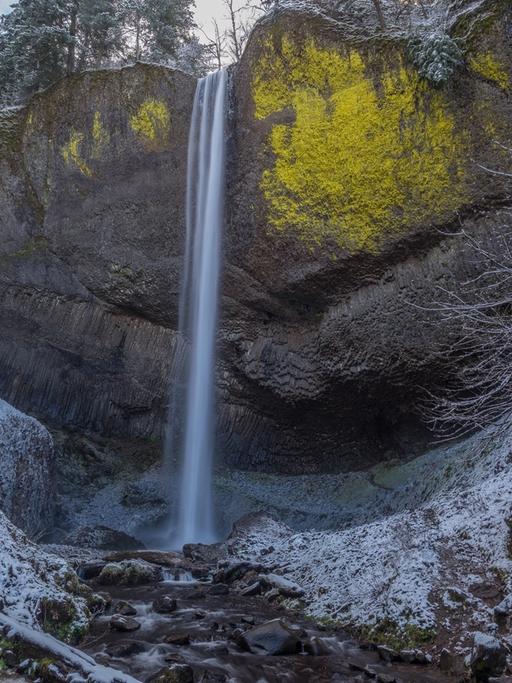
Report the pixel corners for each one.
[0,6,512,473]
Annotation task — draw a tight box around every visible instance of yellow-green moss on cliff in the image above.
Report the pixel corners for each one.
[130,99,170,150]
[469,52,509,90]
[252,37,468,253]
[61,130,92,177]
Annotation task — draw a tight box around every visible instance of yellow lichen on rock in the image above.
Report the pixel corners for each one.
[252,37,468,253]
[91,111,110,159]
[469,52,509,90]
[61,130,92,177]
[129,99,171,150]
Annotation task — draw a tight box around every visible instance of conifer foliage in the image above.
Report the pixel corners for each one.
[0,0,201,102]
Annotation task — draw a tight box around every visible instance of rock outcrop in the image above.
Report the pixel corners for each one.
[0,4,512,473]
[0,399,54,535]
[0,509,90,633]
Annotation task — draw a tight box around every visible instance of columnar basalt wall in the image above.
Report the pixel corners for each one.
[0,5,512,473]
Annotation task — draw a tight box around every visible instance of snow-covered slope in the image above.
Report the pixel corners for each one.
[228,427,512,656]
[0,509,90,635]
[0,399,54,536]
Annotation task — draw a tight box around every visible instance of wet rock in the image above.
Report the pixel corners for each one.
[163,633,191,646]
[377,645,400,663]
[97,560,162,586]
[147,664,194,683]
[64,526,145,551]
[239,618,302,656]
[240,615,255,626]
[194,610,206,620]
[114,600,137,616]
[105,640,148,657]
[377,675,397,683]
[470,632,507,681]
[304,636,332,656]
[109,614,141,632]
[240,581,262,597]
[153,595,178,614]
[399,649,430,665]
[208,584,229,596]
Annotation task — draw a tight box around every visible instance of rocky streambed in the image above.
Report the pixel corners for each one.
[79,551,452,683]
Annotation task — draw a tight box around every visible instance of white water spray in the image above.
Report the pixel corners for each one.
[171,69,228,546]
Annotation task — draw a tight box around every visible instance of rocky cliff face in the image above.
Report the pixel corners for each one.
[0,4,511,474]
[0,64,195,439]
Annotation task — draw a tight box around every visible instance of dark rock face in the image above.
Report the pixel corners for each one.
[1,7,512,475]
[0,64,195,440]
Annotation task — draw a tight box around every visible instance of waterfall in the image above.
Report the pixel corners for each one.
[171,69,228,547]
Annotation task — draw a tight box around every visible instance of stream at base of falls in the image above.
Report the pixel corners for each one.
[80,554,452,683]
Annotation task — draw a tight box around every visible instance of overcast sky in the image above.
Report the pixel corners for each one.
[0,0,241,33]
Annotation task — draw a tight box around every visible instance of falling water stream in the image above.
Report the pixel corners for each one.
[169,69,228,547]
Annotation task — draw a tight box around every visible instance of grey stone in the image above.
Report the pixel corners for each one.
[470,632,508,681]
[109,614,141,632]
[240,618,301,656]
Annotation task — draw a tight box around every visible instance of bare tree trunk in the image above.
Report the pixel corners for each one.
[225,0,241,62]
[66,1,78,75]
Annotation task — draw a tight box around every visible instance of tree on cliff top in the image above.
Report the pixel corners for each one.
[0,0,202,103]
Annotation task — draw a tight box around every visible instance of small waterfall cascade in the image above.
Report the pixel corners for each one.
[170,69,228,547]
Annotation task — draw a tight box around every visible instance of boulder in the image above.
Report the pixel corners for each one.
[239,619,302,656]
[153,596,177,614]
[97,560,162,586]
[114,601,137,616]
[163,633,191,646]
[109,614,141,632]
[470,632,508,681]
[0,400,54,536]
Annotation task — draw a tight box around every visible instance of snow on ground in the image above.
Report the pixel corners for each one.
[0,509,90,633]
[228,427,512,653]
